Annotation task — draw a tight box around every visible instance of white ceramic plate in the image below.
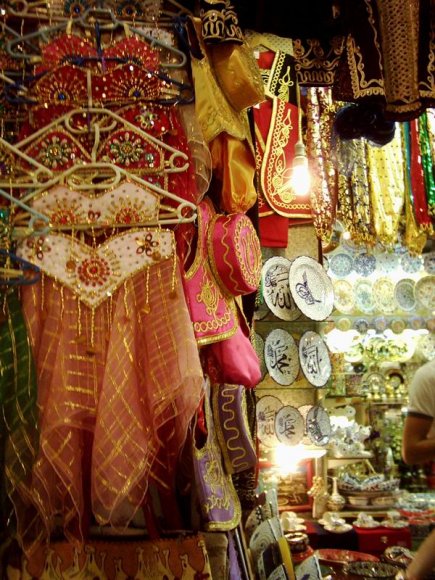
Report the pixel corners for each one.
[424,252,435,275]
[274,405,305,446]
[264,328,300,386]
[253,332,267,380]
[299,330,332,387]
[354,279,375,314]
[401,252,423,274]
[306,404,331,446]
[415,275,435,311]
[373,277,397,314]
[256,395,283,447]
[324,523,353,534]
[418,333,435,361]
[261,256,302,321]
[289,256,334,321]
[376,252,400,274]
[329,252,354,278]
[333,279,355,313]
[394,278,416,312]
[352,520,381,529]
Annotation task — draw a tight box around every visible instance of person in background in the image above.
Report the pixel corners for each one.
[402,359,435,466]
[402,359,435,580]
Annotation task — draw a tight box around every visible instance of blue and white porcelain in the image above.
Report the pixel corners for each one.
[354,252,377,277]
[329,252,354,278]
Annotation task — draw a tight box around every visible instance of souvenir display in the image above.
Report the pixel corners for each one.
[298,331,332,387]
[329,252,354,277]
[289,256,334,321]
[394,278,417,312]
[274,406,305,446]
[264,328,300,386]
[262,256,302,321]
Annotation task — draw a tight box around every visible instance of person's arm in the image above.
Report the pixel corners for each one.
[402,413,435,465]
[406,529,435,580]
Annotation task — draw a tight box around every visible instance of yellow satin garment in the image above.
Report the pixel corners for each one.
[210,133,257,213]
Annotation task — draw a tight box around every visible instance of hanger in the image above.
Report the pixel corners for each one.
[6,7,188,68]
[0,189,51,236]
[0,248,41,286]
[27,163,197,229]
[5,0,192,24]
[0,106,189,193]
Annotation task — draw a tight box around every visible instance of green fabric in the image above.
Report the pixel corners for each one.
[418,112,435,219]
[0,290,38,536]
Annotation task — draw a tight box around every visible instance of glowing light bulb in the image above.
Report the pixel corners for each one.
[290,141,311,197]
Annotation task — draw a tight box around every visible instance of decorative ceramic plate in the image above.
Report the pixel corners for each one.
[376,252,400,274]
[333,279,355,313]
[299,330,332,387]
[264,328,300,386]
[354,279,375,313]
[373,316,388,332]
[256,395,282,447]
[394,278,416,312]
[401,252,423,274]
[390,318,406,334]
[354,252,377,277]
[306,404,331,446]
[415,275,435,311]
[274,405,305,446]
[249,516,282,561]
[354,318,370,334]
[329,252,354,278]
[261,256,302,321]
[418,333,435,361]
[289,256,334,321]
[324,523,353,534]
[424,252,435,275]
[352,519,381,529]
[345,561,401,578]
[316,549,379,564]
[253,332,267,380]
[373,277,397,314]
[380,520,409,529]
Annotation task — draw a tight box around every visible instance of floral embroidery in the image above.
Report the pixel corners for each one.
[196,272,220,318]
[77,257,111,287]
[136,233,160,257]
[39,135,73,169]
[63,0,90,16]
[107,132,144,167]
[26,237,51,260]
[135,111,160,131]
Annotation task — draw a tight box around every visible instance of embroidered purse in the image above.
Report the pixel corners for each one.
[192,387,242,531]
[211,383,257,474]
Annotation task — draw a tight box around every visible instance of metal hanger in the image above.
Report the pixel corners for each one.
[6,7,188,67]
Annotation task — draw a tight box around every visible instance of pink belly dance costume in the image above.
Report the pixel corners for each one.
[13,30,204,554]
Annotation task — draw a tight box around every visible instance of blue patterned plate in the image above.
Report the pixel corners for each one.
[400,252,423,274]
[354,253,377,277]
[329,252,354,278]
[424,252,435,275]
[394,278,416,312]
[354,279,375,313]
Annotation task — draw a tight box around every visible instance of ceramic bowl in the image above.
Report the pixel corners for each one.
[348,495,370,507]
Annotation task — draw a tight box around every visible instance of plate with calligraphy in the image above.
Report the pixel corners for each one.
[306,404,331,446]
[264,328,300,386]
[299,330,332,387]
[256,395,283,447]
[274,405,304,446]
[261,256,302,321]
[289,256,334,321]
